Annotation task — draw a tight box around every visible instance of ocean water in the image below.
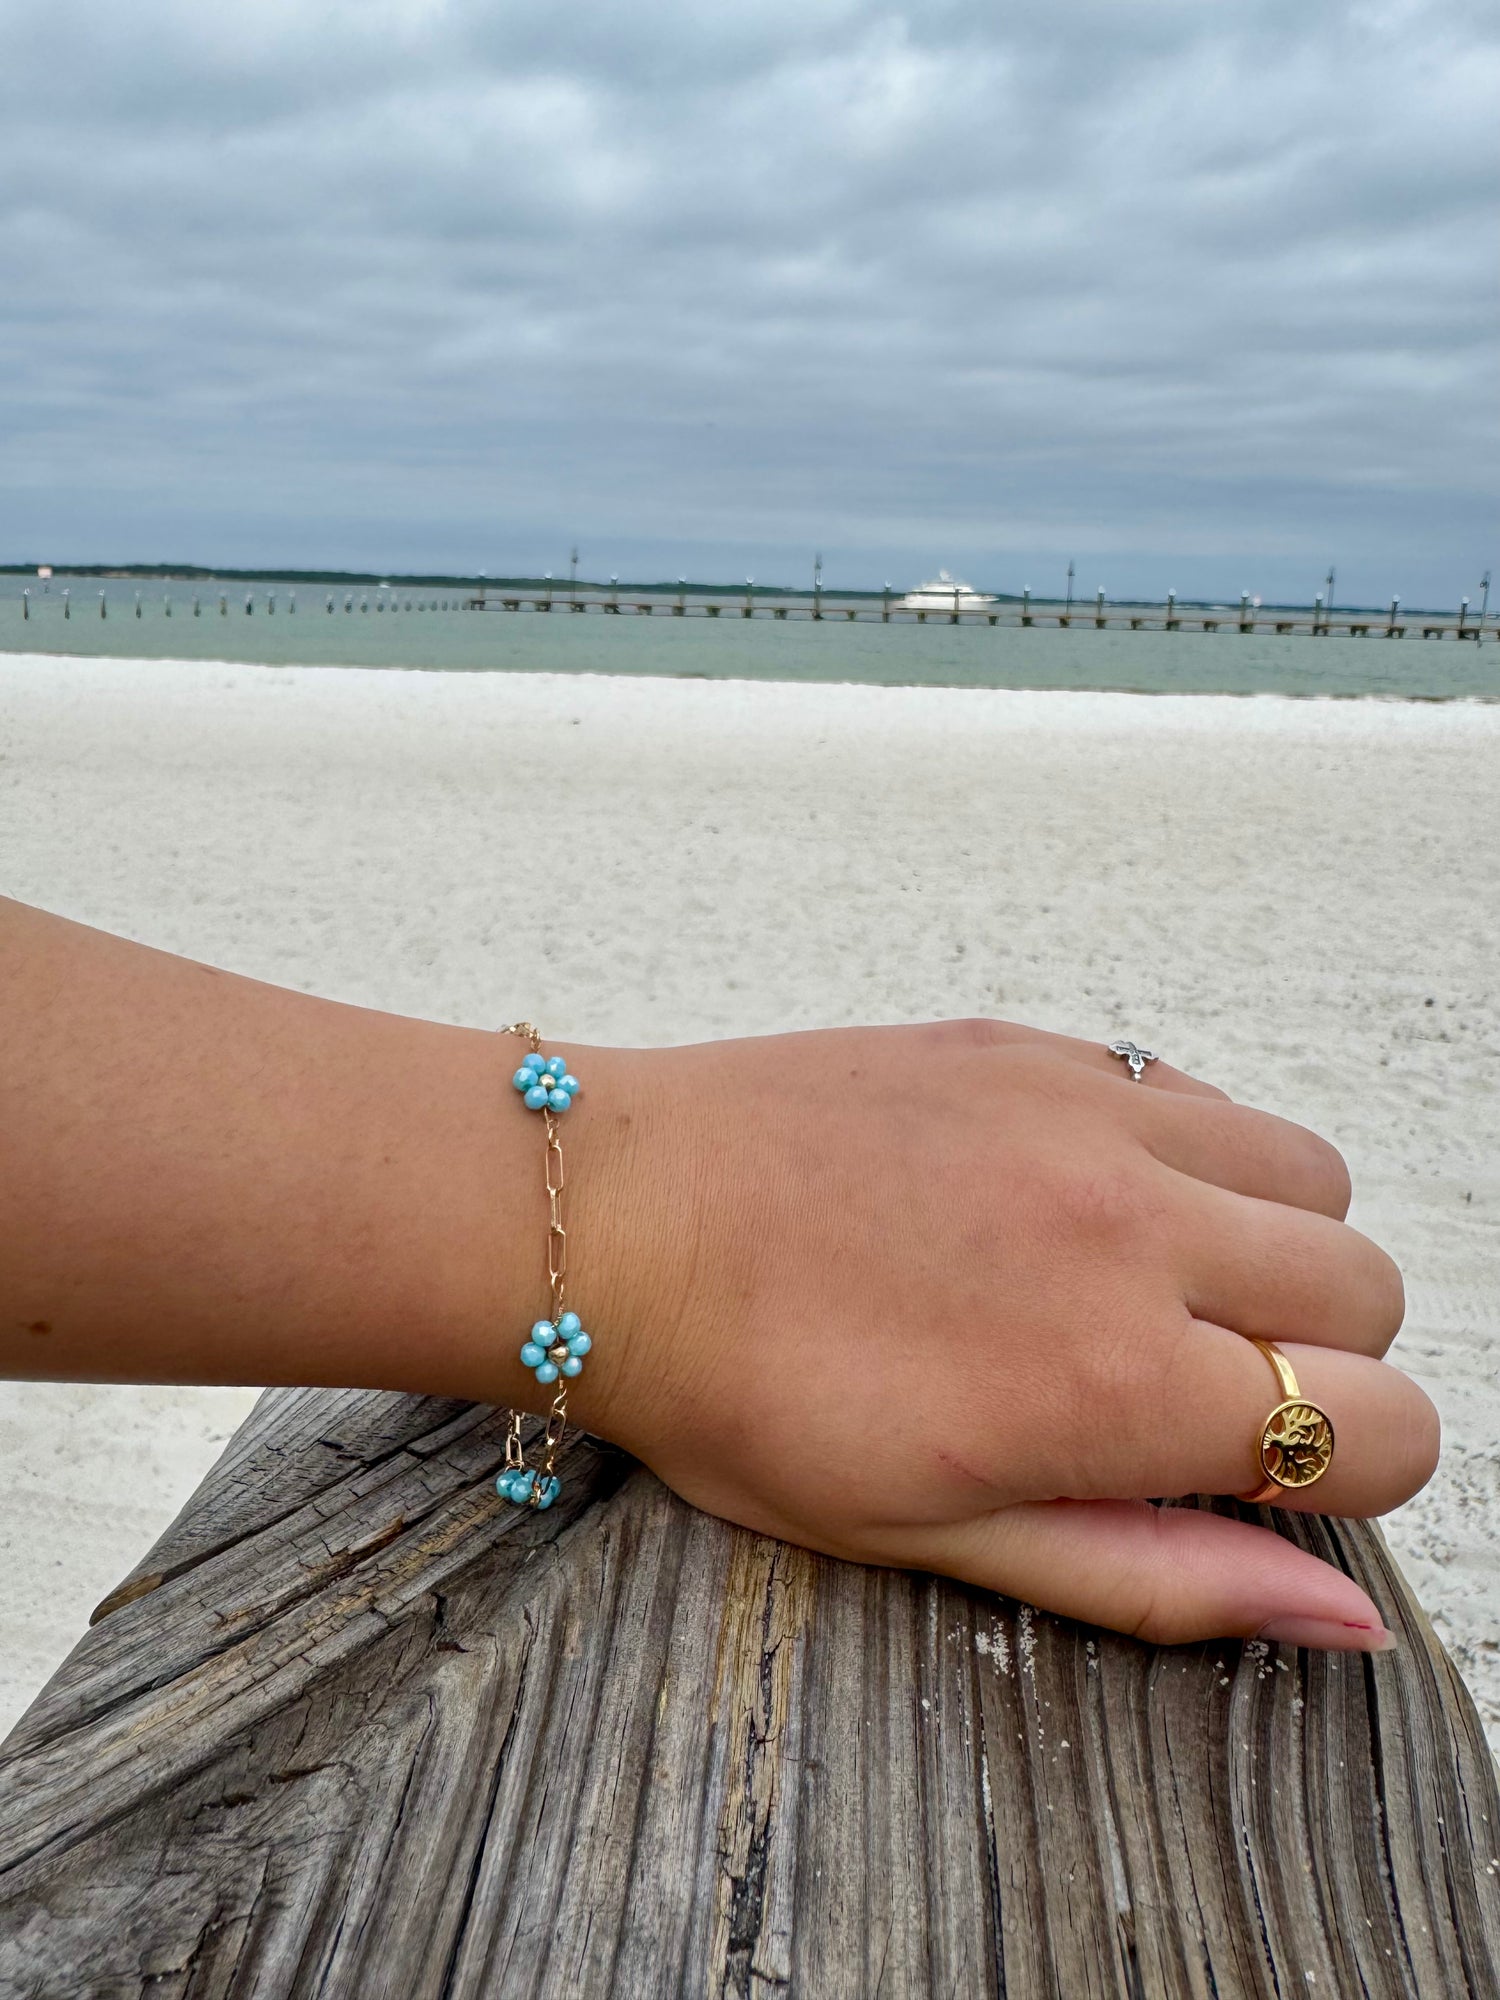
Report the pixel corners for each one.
[2,577,1494,698]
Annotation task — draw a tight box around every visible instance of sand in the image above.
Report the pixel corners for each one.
[0,654,1495,1746]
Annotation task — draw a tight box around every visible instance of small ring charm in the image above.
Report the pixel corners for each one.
[1240,1338,1335,1503]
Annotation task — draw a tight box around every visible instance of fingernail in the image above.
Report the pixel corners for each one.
[1254,1616,1397,1653]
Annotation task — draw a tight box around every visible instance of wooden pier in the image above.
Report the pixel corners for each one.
[465,585,1495,640]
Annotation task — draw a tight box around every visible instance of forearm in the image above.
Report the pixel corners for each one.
[0,895,623,1413]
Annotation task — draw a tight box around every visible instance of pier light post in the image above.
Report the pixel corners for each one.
[1095,586,1105,628]
[134,591,142,619]
[1479,569,1491,637]
[63,589,70,620]
[676,576,686,617]
[1065,560,1074,617]
[1313,593,1323,635]
[1324,566,1336,632]
[610,574,619,612]
[1240,591,1251,632]
[1165,590,1176,630]
[99,591,107,619]
[813,553,823,622]
[1457,596,1469,637]
[21,589,28,621]
[744,576,754,618]
[882,581,891,623]
[569,546,578,601]
[1021,586,1031,626]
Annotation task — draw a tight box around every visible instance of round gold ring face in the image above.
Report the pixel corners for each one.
[1258,1399,1335,1490]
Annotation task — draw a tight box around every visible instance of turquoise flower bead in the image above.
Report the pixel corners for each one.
[519,1314,592,1383]
[514,1052,581,1112]
[496,1467,563,1510]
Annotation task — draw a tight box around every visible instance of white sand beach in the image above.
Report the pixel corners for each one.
[0,655,1495,1746]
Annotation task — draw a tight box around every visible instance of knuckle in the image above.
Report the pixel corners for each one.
[1044,1155,1166,1252]
[1120,1508,1199,1645]
[1078,1317,1180,1450]
[932,1015,1010,1053]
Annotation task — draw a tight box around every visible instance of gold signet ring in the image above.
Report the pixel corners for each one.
[1239,1339,1335,1504]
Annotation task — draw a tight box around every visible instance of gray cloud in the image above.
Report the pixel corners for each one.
[1,0,1495,602]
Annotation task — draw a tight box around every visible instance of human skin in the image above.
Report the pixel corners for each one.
[0,893,1436,1650]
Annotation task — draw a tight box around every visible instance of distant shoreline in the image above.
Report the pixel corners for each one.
[0,565,1459,618]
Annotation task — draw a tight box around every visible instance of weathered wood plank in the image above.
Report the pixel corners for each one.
[1,1386,1497,1999]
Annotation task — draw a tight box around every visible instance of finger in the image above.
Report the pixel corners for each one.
[1122,1089,1351,1220]
[934,1017,1230,1099]
[917,1496,1394,1650]
[1170,1176,1404,1355]
[1075,1327,1439,1514]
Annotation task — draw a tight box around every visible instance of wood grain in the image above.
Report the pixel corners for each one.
[1,1386,1496,1998]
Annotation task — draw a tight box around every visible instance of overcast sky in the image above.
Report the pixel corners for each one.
[2,0,1495,601]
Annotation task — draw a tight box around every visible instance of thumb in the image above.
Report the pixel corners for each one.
[922,1498,1395,1652]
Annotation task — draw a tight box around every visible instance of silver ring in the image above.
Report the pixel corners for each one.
[1107,1038,1158,1082]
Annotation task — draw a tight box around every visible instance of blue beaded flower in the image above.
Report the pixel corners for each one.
[520,1311,592,1385]
[497,1466,561,1510]
[512,1053,580,1113]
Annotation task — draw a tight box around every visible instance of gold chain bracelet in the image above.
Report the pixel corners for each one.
[495,1023,590,1511]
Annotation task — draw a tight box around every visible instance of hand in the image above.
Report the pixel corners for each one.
[569,1019,1436,1651]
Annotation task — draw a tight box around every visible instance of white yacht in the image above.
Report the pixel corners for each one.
[900,570,997,611]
